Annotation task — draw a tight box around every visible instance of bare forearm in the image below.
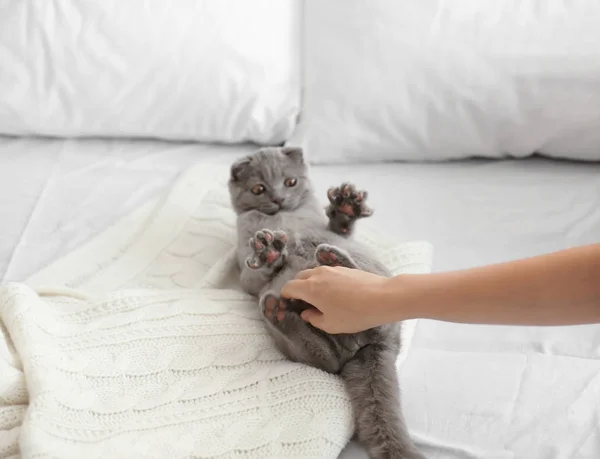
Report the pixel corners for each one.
[384,244,600,326]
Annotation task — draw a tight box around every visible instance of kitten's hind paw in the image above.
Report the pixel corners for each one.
[260,293,311,333]
[315,244,359,269]
[261,293,290,323]
[326,183,372,236]
[246,229,288,270]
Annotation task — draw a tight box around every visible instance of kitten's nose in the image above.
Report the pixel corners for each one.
[272,197,285,206]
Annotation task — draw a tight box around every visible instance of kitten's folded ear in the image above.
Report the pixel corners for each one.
[230,156,252,181]
[281,146,304,163]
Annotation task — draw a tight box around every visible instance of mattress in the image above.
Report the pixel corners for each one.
[2,135,600,458]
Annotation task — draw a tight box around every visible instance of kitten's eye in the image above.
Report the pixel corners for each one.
[251,184,265,195]
[284,178,297,187]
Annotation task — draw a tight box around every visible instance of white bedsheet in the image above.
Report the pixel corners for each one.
[0,136,256,283]
[1,135,600,458]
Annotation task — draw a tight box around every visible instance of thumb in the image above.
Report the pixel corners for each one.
[300,307,325,329]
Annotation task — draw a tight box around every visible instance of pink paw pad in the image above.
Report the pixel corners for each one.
[316,249,339,266]
[263,295,287,322]
[277,299,286,321]
[264,295,277,319]
[265,250,280,264]
[338,203,354,216]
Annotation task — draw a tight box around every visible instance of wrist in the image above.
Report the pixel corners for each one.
[380,274,430,322]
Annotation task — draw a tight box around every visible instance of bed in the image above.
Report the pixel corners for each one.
[2,134,599,458]
[3,2,600,457]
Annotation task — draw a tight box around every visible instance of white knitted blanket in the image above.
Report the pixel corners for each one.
[0,163,433,459]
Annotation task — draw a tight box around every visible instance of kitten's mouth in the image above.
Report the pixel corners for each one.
[265,206,281,215]
[264,202,289,215]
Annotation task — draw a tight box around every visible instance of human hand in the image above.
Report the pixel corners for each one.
[280,266,394,334]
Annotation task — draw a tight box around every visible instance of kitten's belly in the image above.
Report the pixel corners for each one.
[243,211,388,276]
[254,219,341,260]
[244,211,334,250]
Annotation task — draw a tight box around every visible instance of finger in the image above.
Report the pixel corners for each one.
[280,279,308,300]
[300,308,325,328]
[294,268,315,280]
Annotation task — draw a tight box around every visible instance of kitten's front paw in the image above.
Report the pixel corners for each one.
[246,229,288,270]
[316,244,358,268]
[326,183,372,235]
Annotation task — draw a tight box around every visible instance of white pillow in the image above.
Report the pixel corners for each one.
[288,0,600,163]
[0,0,301,145]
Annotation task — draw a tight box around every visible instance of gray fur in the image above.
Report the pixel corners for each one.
[229,147,425,459]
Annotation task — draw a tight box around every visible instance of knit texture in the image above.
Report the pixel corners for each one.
[0,163,433,458]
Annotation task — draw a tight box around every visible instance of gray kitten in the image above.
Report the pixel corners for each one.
[228,147,425,459]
